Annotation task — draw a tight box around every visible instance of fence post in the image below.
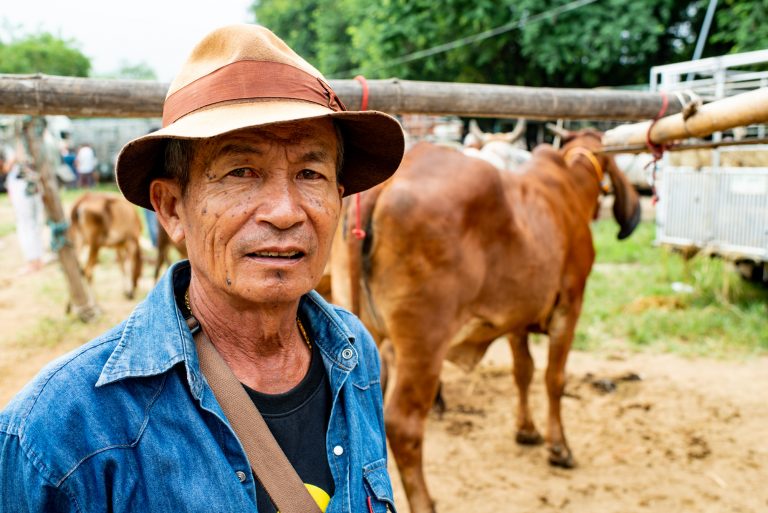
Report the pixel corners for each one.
[20,116,101,322]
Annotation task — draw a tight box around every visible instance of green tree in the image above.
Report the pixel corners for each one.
[252,0,765,88]
[0,31,90,76]
[252,0,363,74]
[344,0,703,87]
[97,61,158,80]
[709,0,768,55]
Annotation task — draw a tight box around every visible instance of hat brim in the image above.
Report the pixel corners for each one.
[116,100,405,210]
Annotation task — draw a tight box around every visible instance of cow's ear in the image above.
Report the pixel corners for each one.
[150,178,186,244]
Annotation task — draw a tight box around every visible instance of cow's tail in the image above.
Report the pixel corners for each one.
[345,185,384,316]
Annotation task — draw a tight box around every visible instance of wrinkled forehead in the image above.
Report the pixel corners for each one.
[194,118,339,166]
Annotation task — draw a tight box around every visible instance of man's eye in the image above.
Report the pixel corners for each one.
[229,168,256,178]
[299,169,322,180]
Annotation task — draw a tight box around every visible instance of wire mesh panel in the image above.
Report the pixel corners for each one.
[657,167,768,260]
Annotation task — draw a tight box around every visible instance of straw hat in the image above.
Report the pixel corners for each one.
[115,24,405,210]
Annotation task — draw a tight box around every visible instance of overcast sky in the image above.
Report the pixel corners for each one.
[3,0,254,81]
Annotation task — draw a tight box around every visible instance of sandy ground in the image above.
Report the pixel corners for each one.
[392,343,768,513]
[0,196,766,512]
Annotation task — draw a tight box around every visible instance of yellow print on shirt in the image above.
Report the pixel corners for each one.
[278,483,330,512]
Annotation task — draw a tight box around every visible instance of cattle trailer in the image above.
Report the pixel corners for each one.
[652,51,768,284]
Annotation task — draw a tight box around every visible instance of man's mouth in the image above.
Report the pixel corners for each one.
[247,251,304,259]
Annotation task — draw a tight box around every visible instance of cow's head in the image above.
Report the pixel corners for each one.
[549,126,641,240]
[466,118,527,149]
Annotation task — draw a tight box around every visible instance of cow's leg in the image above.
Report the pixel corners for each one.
[386,333,447,513]
[83,244,99,283]
[377,338,395,399]
[508,331,543,445]
[544,299,583,469]
[114,245,133,298]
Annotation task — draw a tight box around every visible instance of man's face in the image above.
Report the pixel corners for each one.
[177,118,343,307]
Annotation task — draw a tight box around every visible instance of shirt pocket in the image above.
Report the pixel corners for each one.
[363,459,397,513]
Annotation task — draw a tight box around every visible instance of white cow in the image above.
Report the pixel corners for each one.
[462,118,531,172]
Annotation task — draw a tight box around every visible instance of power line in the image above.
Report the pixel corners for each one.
[335,0,600,77]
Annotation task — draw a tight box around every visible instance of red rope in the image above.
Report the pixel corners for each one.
[351,75,369,240]
[352,193,366,239]
[645,92,669,160]
[354,75,369,111]
[645,92,670,205]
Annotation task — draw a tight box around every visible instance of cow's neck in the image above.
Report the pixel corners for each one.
[561,154,602,222]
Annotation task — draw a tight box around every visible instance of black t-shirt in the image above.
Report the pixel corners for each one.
[173,273,334,511]
[243,338,335,513]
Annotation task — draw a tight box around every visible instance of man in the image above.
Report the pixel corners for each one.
[75,142,97,188]
[0,24,404,513]
[1,142,45,275]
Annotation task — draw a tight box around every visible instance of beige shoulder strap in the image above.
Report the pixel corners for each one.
[188,317,323,513]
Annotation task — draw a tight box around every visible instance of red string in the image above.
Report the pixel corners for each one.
[354,75,369,111]
[645,91,669,160]
[367,496,375,513]
[351,75,369,240]
[352,192,366,239]
[645,92,670,205]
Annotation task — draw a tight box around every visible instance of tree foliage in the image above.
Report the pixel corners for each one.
[252,0,763,88]
[0,31,90,77]
[710,0,768,54]
[96,61,158,80]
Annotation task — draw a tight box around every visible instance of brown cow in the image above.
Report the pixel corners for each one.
[331,129,640,513]
[70,192,143,299]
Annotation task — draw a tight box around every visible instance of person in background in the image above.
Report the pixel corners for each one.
[75,142,97,188]
[0,143,45,275]
[59,132,78,189]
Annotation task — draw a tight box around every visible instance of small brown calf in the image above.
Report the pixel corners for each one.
[70,192,143,299]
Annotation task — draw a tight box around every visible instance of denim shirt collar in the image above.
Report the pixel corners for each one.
[95,261,356,394]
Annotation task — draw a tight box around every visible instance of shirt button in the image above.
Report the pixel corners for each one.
[236,470,247,483]
[333,445,344,456]
[341,348,354,360]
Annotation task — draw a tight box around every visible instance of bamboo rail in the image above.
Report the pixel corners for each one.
[0,73,683,121]
[602,88,768,147]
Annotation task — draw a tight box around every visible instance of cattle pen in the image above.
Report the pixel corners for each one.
[1,65,767,513]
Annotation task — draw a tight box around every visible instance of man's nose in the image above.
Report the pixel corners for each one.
[257,178,306,230]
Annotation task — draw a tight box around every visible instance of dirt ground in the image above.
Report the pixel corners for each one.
[0,203,766,513]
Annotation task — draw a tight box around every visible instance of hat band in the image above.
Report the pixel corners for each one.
[162,60,347,127]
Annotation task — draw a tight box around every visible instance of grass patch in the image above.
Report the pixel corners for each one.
[0,220,14,238]
[576,220,768,357]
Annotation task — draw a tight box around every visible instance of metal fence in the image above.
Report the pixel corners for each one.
[657,166,768,261]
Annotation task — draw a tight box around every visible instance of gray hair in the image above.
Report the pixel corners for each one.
[163,122,345,195]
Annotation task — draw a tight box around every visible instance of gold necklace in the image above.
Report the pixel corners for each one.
[186,287,311,350]
[297,317,312,350]
[184,287,191,314]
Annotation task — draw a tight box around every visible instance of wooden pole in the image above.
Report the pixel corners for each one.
[602,88,768,147]
[0,73,683,121]
[20,117,101,322]
[601,136,768,155]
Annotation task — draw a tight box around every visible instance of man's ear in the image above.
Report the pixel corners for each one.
[150,178,186,244]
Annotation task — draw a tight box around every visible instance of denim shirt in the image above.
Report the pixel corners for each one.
[0,262,395,512]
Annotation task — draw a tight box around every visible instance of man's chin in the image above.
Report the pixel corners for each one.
[229,277,314,305]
